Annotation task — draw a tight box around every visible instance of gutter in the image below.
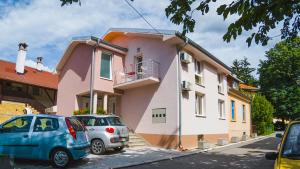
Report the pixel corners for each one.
[176,39,188,150]
[89,46,96,115]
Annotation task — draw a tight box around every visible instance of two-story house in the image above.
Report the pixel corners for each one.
[227,74,251,141]
[56,28,232,149]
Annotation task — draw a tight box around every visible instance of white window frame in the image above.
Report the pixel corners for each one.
[194,59,204,86]
[217,73,224,94]
[218,100,225,119]
[233,81,239,90]
[195,92,205,116]
[242,104,246,122]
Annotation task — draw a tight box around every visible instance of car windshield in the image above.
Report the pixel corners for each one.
[76,116,96,126]
[106,117,124,126]
[282,123,300,158]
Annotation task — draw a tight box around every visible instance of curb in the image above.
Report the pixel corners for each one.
[114,134,273,169]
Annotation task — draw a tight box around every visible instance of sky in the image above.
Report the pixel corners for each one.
[0,0,281,74]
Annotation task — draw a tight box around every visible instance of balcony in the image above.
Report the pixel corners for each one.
[114,59,160,90]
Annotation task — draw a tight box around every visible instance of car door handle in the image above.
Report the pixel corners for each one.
[23,135,29,138]
[89,128,95,131]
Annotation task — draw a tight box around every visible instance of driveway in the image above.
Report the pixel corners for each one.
[11,136,280,169]
[123,136,281,169]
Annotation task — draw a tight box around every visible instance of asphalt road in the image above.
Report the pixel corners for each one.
[122,136,281,169]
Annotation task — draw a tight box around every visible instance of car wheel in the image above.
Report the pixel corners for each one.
[114,146,124,152]
[91,139,105,155]
[51,149,71,168]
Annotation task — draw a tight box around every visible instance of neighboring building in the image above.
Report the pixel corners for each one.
[0,44,58,123]
[227,74,251,140]
[56,28,232,149]
[239,83,259,94]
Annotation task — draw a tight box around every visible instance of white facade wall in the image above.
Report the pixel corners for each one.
[180,52,229,135]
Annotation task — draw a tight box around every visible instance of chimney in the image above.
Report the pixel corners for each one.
[16,43,28,74]
[36,57,43,71]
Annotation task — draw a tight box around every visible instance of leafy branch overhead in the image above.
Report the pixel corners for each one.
[165,0,300,46]
[60,0,300,46]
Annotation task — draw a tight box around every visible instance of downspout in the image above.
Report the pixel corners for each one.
[89,46,96,115]
[176,37,188,150]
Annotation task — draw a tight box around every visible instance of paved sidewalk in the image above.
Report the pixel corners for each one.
[13,147,186,169]
[123,136,280,169]
[13,135,272,169]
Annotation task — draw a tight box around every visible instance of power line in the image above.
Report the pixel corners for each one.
[123,0,160,33]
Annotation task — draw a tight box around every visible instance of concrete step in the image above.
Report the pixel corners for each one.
[129,140,146,144]
[129,137,144,141]
[129,136,142,140]
[128,143,148,147]
[128,132,149,148]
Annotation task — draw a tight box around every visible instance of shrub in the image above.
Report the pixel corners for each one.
[73,108,106,115]
[252,94,274,135]
[73,108,90,115]
[96,108,106,115]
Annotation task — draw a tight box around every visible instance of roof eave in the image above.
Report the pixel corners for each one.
[175,32,232,73]
[56,36,127,73]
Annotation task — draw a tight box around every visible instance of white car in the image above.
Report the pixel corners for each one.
[74,115,129,155]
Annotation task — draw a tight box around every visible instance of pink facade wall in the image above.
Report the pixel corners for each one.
[93,49,124,93]
[57,44,125,116]
[57,44,93,116]
[109,36,180,135]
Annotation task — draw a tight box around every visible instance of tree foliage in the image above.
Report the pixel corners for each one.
[165,0,300,46]
[59,0,300,46]
[258,37,300,120]
[251,94,274,135]
[231,57,257,86]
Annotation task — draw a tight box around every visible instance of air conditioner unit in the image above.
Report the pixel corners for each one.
[182,80,192,91]
[180,52,192,64]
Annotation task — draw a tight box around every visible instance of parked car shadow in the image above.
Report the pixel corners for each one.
[14,157,90,169]
[13,149,126,169]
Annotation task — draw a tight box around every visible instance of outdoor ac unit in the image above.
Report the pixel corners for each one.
[182,80,192,91]
[180,52,191,64]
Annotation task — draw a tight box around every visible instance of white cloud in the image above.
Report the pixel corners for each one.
[0,0,280,74]
[25,59,54,73]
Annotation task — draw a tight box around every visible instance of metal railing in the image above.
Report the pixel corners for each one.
[114,59,160,85]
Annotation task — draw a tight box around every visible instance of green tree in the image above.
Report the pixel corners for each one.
[258,37,300,121]
[231,57,257,86]
[251,94,274,135]
[165,0,300,46]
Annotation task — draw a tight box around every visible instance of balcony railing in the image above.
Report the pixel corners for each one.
[114,59,160,88]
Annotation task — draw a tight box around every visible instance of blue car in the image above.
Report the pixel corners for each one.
[0,114,90,168]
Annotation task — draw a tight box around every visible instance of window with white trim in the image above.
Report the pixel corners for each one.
[242,104,246,122]
[194,60,203,85]
[218,100,225,119]
[100,52,112,79]
[217,73,224,93]
[195,93,205,116]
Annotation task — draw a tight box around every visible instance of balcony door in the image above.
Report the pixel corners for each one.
[135,56,143,79]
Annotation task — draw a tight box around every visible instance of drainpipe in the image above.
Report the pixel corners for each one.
[89,47,96,115]
[177,38,188,150]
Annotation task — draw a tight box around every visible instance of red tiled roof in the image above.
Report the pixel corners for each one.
[0,60,58,89]
[239,83,259,91]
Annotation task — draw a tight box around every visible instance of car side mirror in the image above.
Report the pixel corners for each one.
[265,152,278,160]
[276,133,283,138]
